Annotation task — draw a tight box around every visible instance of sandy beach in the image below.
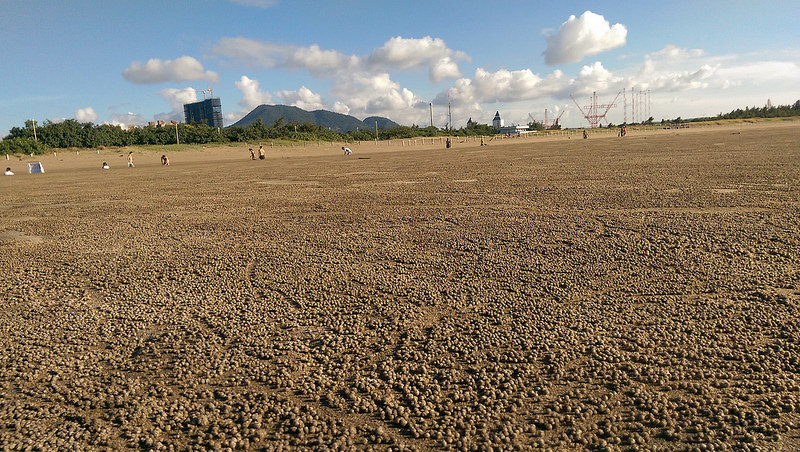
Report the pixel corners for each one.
[1,120,799,450]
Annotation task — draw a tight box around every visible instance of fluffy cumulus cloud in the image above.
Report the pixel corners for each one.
[543,11,627,65]
[213,36,466,82]
[439,67,568,107]
[276,86,324,111]
[571,61,625,95]
[645,64,719,92]
[74,107,97,123]
[235,75,273,110]
[332,101,350,115]
[284,44,360,75]
[211,38,358,76]
[222,75,274,123]
[367,36,469,82]
[123,56,218,84]
[333,73,414,113]
[158,87,198,112]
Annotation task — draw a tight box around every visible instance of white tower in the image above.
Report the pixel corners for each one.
[492,111,503,130]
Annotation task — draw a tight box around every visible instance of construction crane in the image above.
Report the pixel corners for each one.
[199,76,220,100]
[570,91,621,128]
[529,109,565,129]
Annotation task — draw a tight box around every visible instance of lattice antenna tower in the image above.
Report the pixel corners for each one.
[570,91,621,128]
[623,88,627,124]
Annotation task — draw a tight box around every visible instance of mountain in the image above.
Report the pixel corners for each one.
[362,116,400,130]
[231,105,399,132]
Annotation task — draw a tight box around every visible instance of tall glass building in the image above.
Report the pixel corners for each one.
[183,98,223,128]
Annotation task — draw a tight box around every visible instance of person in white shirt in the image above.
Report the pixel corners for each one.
[4,167,14,176]
[342,146,352,155]
[102,162,110,170]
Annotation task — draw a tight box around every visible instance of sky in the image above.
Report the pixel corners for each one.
[1,0,799,135]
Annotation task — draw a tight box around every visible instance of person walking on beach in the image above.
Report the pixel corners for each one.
[583,130,588,139]
[249,148,256,160]
[342,146,352,155]
[258,146,266,160]
[127,151,135,167]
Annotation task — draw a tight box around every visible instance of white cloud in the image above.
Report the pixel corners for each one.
[223,75,274,124]
[276,86,324,110]
[211,38,358,76]
[123,56,218,84]
[213,36,466,82]
[367,36,468,81]
[543,11,627,65]
[651,45,705,59]
[284,44,360,75]
[227,0,277,8]
[153,87,199,123]
[74,107,97,123]
[211,37,285,68]
[440,67,568,106]
[570,61,625,95]
[158,87,198,112]
[106,112,146,129]
[332,101,350,115]
[235,75,273,110]
[430,57,462,82]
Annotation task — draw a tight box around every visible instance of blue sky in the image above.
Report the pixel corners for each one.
[2,0,799,135]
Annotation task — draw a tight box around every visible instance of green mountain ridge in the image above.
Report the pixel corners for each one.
[231,105,400,131]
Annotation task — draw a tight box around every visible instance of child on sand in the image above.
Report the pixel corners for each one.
[342,146,352,155]
[127,152,135,167]
[102,162,110,169]
[258,146,266,160]
[4,167,14,176]
[161,155,170,166]
[249,148,256,160]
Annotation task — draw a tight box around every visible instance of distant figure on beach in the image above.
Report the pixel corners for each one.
[446,138,451,149]
[258,146,266,160]
[249,148,255,160]
[161,155,170,166]
[622,126,627,137]
[127,151,135,167]
[583,130,588,139]
[102,162,110,170]
[342,146,352,155]
[4,167,14,176]
[480,136,486,146]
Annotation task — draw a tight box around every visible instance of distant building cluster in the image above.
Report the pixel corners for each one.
[147,120,178,128]
[492,111,530,135]
[183,98,223,128]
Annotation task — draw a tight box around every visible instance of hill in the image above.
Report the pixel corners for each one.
[362,116,400,130]
[231,105,399,132]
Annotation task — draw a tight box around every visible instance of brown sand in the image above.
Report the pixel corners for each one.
[1,120,799,450]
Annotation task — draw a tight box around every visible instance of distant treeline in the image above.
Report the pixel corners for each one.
[0,117,497,155]
[690,99,800,122]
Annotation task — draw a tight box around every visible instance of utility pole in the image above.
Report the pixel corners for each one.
[375,120,378,145]
[175,122,179,145]
[448,96,452,131]
[32,120,37,142]
[429,102,434,128]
